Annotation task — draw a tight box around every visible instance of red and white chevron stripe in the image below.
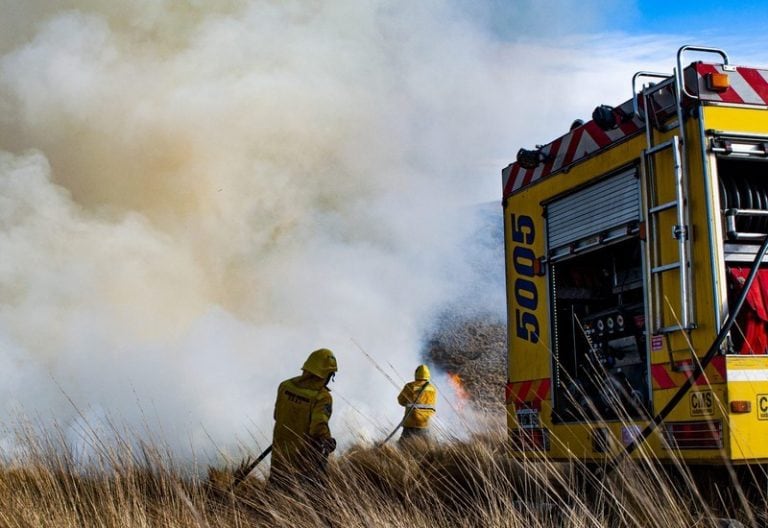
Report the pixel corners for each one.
[502,63,768,200]
[505,377,551,408]
[650,356,727,390]
[502,99,644,198]
[692,63,768,105]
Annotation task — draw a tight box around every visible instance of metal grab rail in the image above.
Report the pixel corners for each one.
[676,45,730,100]
[632,71,670,119]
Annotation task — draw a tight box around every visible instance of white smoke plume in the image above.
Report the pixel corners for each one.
[0,0,751,464]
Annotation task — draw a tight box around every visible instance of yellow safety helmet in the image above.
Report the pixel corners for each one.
[302,348,338,378]
[415,364,430,381]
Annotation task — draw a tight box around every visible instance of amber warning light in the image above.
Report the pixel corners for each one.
[706,72,730,92]
[730,400,752,414]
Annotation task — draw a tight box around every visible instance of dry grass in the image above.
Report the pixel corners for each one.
[0,422,764,528]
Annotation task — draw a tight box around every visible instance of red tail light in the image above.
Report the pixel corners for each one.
[664,421,723,450]
[509,428,550,451]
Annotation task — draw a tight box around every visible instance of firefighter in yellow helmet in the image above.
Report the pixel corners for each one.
[270,348,337,488]
[397,364,437,442]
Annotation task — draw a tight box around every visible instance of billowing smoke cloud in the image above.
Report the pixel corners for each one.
[0,0,723,463]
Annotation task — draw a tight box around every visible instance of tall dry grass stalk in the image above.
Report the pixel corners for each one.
[0,417,763,528]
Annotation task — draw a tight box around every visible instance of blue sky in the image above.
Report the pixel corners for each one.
[618,0,768,36]
[462,0,768,60]
[464,0,768,165]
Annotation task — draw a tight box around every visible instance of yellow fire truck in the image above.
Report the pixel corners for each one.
[503,45,768,464]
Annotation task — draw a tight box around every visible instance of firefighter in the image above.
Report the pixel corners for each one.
[397,364,437,442]
[269,348,337,488]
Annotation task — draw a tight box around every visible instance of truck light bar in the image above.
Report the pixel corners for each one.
[663,420,723,450]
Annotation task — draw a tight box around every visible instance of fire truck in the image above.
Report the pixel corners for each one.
[502,45,768,464]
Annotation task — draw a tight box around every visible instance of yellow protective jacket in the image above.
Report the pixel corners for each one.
[272,373,333,471]
[397,380,436,429]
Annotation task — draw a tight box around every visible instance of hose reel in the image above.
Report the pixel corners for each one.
[719,172,768,236]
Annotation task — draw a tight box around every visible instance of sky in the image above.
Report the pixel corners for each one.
[619,0,768,37]
[470,0,768,187]
[0,0,767,468]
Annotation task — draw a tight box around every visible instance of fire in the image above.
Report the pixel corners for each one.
[446,372,470,411]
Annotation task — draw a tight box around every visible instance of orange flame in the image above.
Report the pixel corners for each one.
[447,372,469,410]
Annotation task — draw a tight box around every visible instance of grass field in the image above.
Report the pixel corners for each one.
[0,422,764,528]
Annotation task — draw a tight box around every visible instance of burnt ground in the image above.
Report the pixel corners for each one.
[424,310,507,413]
[422,202,507,413]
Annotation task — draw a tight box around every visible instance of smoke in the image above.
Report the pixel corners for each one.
[0,0,726,463]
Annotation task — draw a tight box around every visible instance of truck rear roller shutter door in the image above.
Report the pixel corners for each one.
[547,169,640,260]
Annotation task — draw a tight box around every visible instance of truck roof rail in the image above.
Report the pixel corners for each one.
[632,71,670,119]
[677,45,730,100]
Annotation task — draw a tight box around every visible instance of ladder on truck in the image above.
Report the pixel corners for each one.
[632,46,729,336]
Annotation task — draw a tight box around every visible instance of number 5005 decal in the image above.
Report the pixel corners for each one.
[511,214,539,343]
